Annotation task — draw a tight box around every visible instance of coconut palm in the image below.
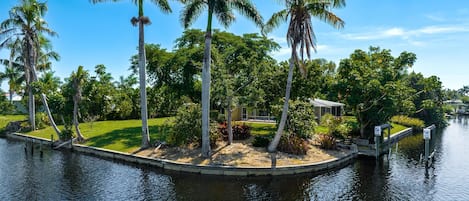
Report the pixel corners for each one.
[180,0,263,157]
[70,66,89,142]
[90,0,171,149]
[263,0,345,152]
[0,38,24,104]
[3,66,24,104]
[0,0,61,135]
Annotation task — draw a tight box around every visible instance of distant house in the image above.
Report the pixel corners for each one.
[309,98,345,120]
[444,99,468,114]
[226,98,345,122]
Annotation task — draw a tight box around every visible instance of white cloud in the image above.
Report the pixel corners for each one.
[424,14,446,22]
[341,24,469,41]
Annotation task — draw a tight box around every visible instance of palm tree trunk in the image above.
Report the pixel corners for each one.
[138,15,150,149]
[201,11,213,158]
[9,89,13,105]
[73,97,84,142]
[28,86,35,130]
[268,52,295,152]
[27,38,61,137]
[227,97,233,145]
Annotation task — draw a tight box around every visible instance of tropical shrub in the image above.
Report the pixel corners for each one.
[278,134,309,155]
[390,115,424,129]
[317,134,337,150]
[252,135,272,147]
[60,124,74,140]
[167,103,201,146]
[320,114,351,139]
[272,100,316,139]
[35,112,50,129]
[218,122,251,141]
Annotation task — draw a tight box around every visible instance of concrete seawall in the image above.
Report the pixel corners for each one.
[6,132,358,176]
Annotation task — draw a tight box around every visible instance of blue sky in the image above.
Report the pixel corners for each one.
[1,0,469,91]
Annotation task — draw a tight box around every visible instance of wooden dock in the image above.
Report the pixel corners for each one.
[356,128,413,157]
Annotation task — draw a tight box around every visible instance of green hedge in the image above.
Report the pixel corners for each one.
[390,115,424,129]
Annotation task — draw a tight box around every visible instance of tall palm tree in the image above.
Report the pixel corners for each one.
[91,0,171,149]
[70,66,89,142]
[0,0,61,135]
[0,38,24,104]
[263,0,345,152]
[180,0,263,158]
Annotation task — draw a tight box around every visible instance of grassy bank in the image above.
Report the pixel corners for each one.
[27,118,173,153]
[0,115,27,133]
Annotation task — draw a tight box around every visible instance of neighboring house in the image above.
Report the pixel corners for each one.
[227,98,345,122]
[309,98,345,120]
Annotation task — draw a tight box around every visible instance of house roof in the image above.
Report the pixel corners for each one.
[309,98,345,108]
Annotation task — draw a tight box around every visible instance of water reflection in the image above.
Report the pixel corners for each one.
[1,117,469,200]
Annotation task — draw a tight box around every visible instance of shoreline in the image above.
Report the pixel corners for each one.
[6,132,358,176]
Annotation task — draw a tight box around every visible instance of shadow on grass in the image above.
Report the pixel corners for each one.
[86,125,171,151]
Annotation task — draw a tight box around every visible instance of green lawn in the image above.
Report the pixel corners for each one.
[16,116,409,153]
[27,117,173,153]
[0,115,27,132]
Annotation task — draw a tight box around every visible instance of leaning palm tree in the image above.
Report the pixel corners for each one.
[263,0,345,152]
[0,0,61,136]
[180,0,263,158]
[70,66,89,142]
[90,0,171,149]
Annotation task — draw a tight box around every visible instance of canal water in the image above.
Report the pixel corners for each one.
[1,117,468,201]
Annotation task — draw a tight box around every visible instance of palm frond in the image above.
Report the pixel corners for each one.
[306,2,344,29]
[230,0,263,27]
[150,0,172,13]
[263,9,288,35]
[213,1,234,27]
[180,0,205,28]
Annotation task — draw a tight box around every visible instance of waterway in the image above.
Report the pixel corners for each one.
[1,117,468,200]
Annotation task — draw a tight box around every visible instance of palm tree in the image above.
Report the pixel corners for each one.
[0,0,61,135]
[263,0,345,152]
[70,66,89,142]
[90,0,171,149]
[180,0,263,158]
[3,66,24,104]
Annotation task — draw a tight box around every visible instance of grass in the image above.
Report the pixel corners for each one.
[27,117,173,153]
[238,121,329,136]
[0,115,27,133]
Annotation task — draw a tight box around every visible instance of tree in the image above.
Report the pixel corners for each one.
[0,0,61,136]
[336,47,417,139]
[70,66,89,142]
[91,0,172,149]
[211,31,279,144]
[180,0,263,158]
[263,0,345,152]
[0,38,24,104]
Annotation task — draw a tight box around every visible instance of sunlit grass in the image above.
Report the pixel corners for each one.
[0,115,27,133]
[27,117,173,153]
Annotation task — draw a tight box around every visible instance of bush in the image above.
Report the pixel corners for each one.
[272,100,316,139]
[60,124,74,140]
[167,104,220,147]
[278,134,309,155]
[317,134,337,150]
[218,122,251,141]
[252,135,272,147]
[390,115,424,129]
[320,114,351,139]
[167,103,202,146]
[35,112,50,129]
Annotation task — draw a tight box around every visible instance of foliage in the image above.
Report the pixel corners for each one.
[336,47,418,138]
[390,115,424,129]
[320,113,351,139]
[167,103,202,146]
[252,135,273,147]
[217,122,251,141]
[317,134,337,150]
[272,100,317,139]
[277,134,309,155]
[35,112,50,129]
[0,101,15,115]
[59,124,74,140]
